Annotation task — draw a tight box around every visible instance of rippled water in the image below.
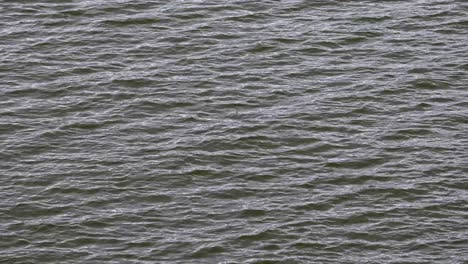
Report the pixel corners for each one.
[1,1,467,263]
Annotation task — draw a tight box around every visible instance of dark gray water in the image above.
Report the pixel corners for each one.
[1,1,467,263]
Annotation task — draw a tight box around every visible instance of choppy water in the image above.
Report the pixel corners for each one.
[1,1,467,263]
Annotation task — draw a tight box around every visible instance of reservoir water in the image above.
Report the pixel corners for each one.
[1,1,467,263]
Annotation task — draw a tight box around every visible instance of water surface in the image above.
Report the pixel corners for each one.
[1,1,467,263]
